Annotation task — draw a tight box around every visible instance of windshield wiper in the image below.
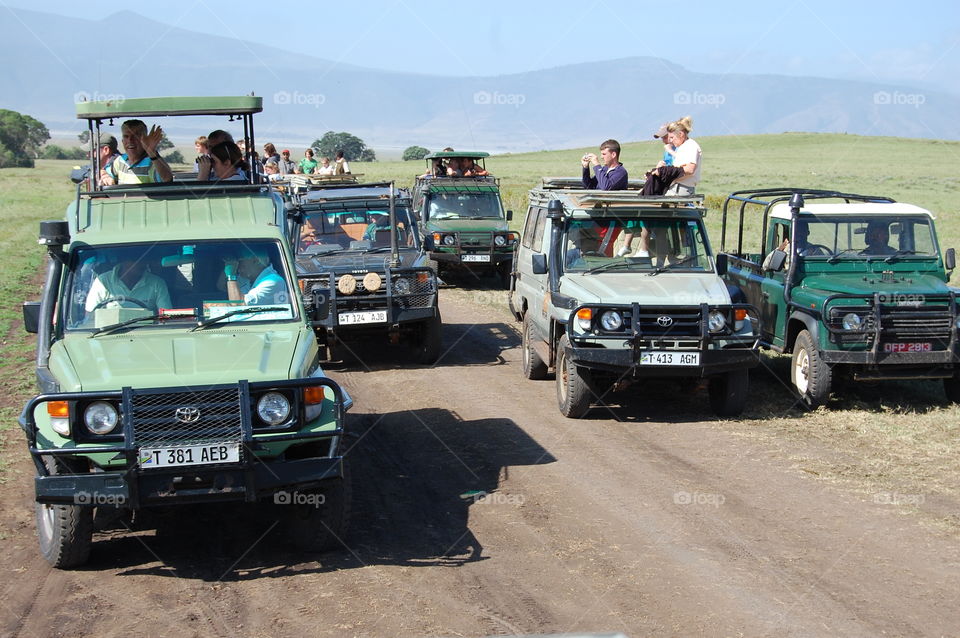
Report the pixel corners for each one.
[190,306,287,332]
[826,248,860,263]
[884,250,917,263]
[90,313,165,337]
[650,256,695,275]
[584,261,636,274]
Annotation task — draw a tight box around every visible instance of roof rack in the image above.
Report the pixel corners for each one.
[81,182,272,199]
[539,176,647,191]
[424,151,490,159]
[720,187,896,254]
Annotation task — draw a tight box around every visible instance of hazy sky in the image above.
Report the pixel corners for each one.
[3,0,958,93]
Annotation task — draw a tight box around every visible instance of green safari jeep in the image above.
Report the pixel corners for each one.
[19,97,351,568]
[719,188,960,407]
[411,151,517,286]
[510,179,760,418]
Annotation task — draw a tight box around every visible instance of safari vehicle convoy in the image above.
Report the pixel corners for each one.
[510,179,760,418]
[411,151,517,287]
[719,188,960,407]
[290,181,441,363]
[19,97,351,568]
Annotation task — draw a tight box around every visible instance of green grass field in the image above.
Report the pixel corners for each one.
[2,134,959,523]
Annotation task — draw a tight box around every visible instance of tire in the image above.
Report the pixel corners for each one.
[944,374,960,403]
[791,329,832,408]
[556,335,591,418]
[708,369,749,417]
[284,470,352,553]
[36,457,94,569]
[417,313,442,365]
[522,314,549,380]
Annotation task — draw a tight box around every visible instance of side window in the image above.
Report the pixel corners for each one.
[532,208,548,253]
[521,206,541,249]
[770,221,790,252]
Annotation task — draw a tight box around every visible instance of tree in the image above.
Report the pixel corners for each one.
[164,150,185,165]
[402,145,430,161]
[41,145,86,160]
[312,131,371,162]
[78,130,90,145]
[359,148,377,162]
[0,109,50,167]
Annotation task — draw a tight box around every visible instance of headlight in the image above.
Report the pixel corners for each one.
[600,310,623,331]
[576,308,593,331]
[443,235,456,246]
[84,401,119,435]
[494,235,507,247]
[257,392,291,426]
[841,312,862,330]
[708,310,727,333]
[393,277,412,295]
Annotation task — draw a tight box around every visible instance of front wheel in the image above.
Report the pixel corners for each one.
[556,335,591,418]
[36,457,94,569]
[943,374,960,403]
[708,369,749,417]
[417,313,442,365]
[791,329,832,408]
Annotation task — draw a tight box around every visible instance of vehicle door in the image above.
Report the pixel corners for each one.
[760,219,792,347]
[514,205,548,330]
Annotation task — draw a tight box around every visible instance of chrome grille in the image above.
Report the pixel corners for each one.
[632,307,702,337]
[458,231,494,247]
[131,387,243,447]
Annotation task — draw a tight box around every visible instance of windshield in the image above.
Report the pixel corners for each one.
[64,240,296,332]
[782,215,937,259]
[299,206,417,253]
[426,191,504,221]
[563,216,712,273]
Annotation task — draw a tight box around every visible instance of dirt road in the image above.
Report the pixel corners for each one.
[2,288,958,637]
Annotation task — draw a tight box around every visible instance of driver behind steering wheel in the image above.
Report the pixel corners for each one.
[84,249,171,313]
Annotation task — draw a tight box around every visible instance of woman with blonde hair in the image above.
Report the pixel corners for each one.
[665,116,700,196]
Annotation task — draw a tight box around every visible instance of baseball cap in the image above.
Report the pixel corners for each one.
[653,124,669,139]
[281,149,290,155]
[97,133,118,151]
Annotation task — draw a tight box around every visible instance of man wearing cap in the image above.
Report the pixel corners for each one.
[224,249,286,305]
[96,133,121,186]
[278,150,296,175]
[104,119,173,185]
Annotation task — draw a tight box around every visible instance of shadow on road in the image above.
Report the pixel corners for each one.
[90,408,553,580]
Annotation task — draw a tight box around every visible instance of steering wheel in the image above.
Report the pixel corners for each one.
[91,296,150,311]
[803,244,832,256]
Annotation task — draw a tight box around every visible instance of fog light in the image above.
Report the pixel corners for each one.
[600,310,623,331]
[708,310,726,333]
[257,392,291,426]
[84,401,119,435]
[337,274,356,295]
[363,272,382,292]
[842,312,862,330]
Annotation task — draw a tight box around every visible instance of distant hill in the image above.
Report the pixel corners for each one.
[2,8,958,151]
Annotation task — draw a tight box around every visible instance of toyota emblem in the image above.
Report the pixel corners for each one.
[174,406,201,424]
[656,316,674,327]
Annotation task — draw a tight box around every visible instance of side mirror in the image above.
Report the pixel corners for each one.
[715,253,728,276]
[22,301,40,334]
[70,166,90,185]
[422,234,435,251]
[762,249,787,272]
[506,210,513,221]
[531,253,547,275]
[310,290,329,321]
[945,247,956,271]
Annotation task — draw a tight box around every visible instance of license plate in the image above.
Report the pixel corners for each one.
[462,254,491,262]
[139,443,240,469]
[883,342,931,353]
[639,351,700,366]
[338,310,387,325]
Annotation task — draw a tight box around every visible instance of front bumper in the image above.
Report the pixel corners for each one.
[20,377,348,508]
[431,250,513,268]
[568,344,759,377]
